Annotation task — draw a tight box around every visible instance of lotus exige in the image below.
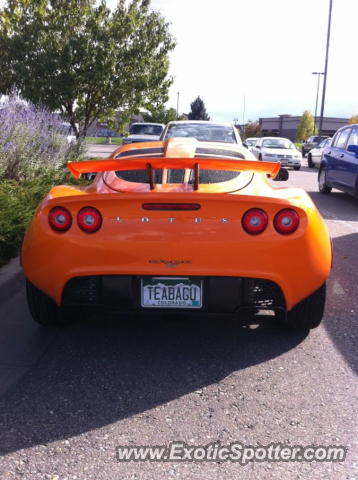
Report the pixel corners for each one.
[22,138,332,330]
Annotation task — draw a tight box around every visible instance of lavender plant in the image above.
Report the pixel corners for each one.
[0,92,84,181]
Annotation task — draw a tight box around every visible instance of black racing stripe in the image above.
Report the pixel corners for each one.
[195,147,245,159]
[115,147,164,158]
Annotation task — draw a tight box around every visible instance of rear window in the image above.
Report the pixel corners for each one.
[116,169,240,184]
[114,147,244,184]
[164,124,237,143]
[129,124,163,135]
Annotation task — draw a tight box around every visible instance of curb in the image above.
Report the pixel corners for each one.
[0,257,25,305]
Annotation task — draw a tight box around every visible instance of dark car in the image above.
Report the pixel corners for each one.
[302,135,329,157]
[318,124,358,197]
[123,122,165,145]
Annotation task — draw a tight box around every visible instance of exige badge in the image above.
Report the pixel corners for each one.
[149,259,192,268]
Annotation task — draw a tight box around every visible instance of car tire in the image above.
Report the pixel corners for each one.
[293,166,301,171]
[258,154,262,161]
[26,279,74,327]
[302,149,306,157]
[318,166,332,194]
[307,154,314,168]
[283,283,326,330]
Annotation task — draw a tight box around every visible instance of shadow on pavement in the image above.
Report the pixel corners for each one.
[297,166,318,174]
[308,191,358,221]
[324,232,358,375]
[0,317,307,454]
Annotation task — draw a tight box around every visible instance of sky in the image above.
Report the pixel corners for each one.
[118,0,357,123]
[1,0,357,123]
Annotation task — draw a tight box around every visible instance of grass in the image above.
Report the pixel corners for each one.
[85,137,123,145]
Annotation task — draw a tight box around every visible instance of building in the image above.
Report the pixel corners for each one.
[258,114,349,141]
[86,112,144,137]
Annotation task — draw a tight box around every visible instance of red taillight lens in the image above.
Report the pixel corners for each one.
[242,208,268,235]
[49,207,72,232]
[274,209,299,234]
[77,207,102,233]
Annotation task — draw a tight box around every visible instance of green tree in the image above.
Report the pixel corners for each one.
[348,115,358,124]
[296,111,315,141]
[143,107,178,124]
[243,120,261,139]
[0,0,176,137]
[188,96,210,120]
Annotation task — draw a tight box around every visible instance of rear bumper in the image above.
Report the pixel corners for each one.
[61,275,286,315]
[280,160,301,168]
[262,157,301,168]
[22,192,332,311]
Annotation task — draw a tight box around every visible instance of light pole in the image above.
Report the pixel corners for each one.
[242,95,246,136]
[312,72,325,134]
[318,0,333,136]
[176,92,180,119]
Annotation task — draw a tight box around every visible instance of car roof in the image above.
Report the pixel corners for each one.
[166,120,235,127]
[130,122,165,127]
[260,137,292,141]
[336,123,358,131]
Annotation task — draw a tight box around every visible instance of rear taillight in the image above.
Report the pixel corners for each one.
[274,209,299,234]
[242,208,268,235]
[49,206,72,232]
[77,207,102,233]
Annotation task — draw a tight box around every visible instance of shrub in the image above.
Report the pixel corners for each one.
[0,92,85,181]
[0,92,86,265]
[0,169,86,266]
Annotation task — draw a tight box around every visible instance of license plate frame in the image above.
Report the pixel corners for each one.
[141,277,203,309]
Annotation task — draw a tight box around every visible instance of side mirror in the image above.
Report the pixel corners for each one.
[273,167,289,181]
[347,144,358,158]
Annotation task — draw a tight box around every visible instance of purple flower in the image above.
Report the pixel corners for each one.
[0,90,84,181]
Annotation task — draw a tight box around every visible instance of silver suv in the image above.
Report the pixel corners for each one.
[302,135,329,157]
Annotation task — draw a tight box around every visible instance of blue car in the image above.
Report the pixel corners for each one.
[318,123,358,197]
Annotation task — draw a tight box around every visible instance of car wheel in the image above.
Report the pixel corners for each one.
[258,154,262,161]
[26,279,74,326]
[293,166,301,171]
[302,149,306,157]
[307,154,314,168]
[318,167,332,194]
[282,283,326,330]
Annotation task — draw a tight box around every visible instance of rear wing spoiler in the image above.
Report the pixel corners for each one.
[68,158,281,189]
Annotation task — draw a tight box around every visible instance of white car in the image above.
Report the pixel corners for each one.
[307,137,331,168]
[123,122,165,145]
[243,137,259,150]
[60,122,78,144]
[160,120,242,145]
[251,137,302,170]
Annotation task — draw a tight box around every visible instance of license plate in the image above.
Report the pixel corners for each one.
[141,277,202,308]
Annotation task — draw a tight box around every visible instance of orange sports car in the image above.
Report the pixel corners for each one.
[22,138,332,330]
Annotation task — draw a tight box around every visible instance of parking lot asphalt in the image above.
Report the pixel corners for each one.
[0,160,357,479]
